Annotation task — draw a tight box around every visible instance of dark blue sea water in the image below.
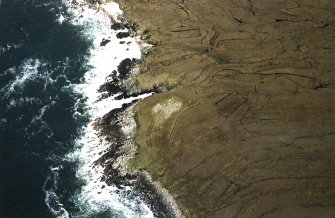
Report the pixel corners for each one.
[0,0,153,217]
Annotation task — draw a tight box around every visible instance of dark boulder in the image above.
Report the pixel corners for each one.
[116,32,130,39]
[117,58,138,80]
[100,38,111,46]
[111,23,125,30]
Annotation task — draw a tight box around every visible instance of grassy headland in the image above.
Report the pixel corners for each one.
[113,0,335,217]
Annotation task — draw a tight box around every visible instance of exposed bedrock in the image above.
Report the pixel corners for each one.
[113,0,335,217]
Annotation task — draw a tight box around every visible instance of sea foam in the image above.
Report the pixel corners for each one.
[53,0,154,217]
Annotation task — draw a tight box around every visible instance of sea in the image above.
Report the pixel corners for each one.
[0,0,153,217]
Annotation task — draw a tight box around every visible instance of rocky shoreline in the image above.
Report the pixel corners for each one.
[90,0,335,217]
[87,2,184,214]
[93,102,183,217]
[92,66,183,217]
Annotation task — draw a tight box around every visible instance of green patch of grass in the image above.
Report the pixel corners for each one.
[209,52,230,64]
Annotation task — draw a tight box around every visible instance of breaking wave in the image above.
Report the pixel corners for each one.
[41,0,154,217]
